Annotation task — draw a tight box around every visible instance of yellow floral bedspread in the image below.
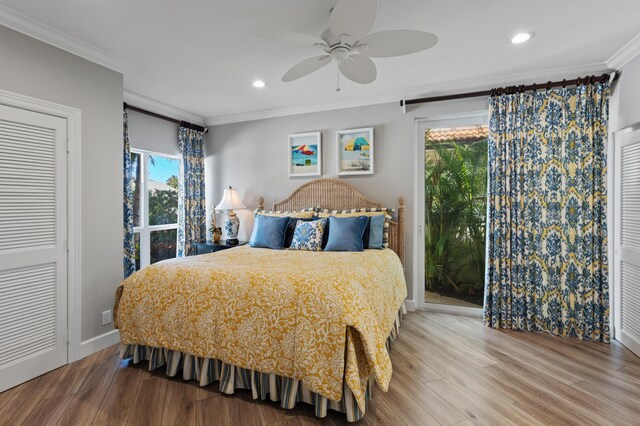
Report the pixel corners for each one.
[114,246,406,411]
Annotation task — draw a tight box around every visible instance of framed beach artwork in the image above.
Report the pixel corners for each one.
[337,127,374,175]
[288,132,322,177]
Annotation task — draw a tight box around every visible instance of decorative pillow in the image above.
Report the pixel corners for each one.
[324,216,369,252]
[321,219,331,249]
[249,215,290,249]
[362,218,370,248]
[255,209,317,219]
[289,219,327,251]
[367,214,385,249]
[301,206,320,213]
[284,217,314,248]
[318,208,394,247]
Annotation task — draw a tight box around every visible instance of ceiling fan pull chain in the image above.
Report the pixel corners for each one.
[336,63,341,92]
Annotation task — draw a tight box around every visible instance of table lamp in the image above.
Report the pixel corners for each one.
[215,186,246,245]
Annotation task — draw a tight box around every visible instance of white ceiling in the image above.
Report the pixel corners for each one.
[1,0,639,125]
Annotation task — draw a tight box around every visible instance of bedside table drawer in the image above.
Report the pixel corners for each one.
[193,243,217,255]
[192,241,248,255]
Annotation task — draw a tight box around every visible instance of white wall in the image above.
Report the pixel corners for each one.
[613,54,640,132]
[128,110,180,155]
[206,97,488,305]
[0,26,124,341]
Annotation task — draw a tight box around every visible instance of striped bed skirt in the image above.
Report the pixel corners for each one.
[121,304,405,422]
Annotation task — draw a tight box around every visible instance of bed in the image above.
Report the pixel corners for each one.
[113,178,407,422]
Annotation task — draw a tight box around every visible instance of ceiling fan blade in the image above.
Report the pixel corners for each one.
[282,55,332,82]
[250,27,328,50]
[356,30,438,58]
[339,54,377,84]
[330,0,377,43]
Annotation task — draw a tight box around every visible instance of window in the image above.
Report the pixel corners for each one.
[131,150,179,270]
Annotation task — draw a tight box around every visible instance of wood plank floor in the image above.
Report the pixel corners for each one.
[1,311,639,426]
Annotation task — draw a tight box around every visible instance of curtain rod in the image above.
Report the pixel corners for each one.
[400,72,619,108]
[123,102,208,133]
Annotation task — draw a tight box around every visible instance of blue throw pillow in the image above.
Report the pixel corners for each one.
[324,216,369,252]
[367,214,385,249]
[249,215,290,249]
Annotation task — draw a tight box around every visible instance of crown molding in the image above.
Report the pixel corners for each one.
[124,90,205,125]
[606,33,640,70]
[205,61,609,126]
[0,4,133,73]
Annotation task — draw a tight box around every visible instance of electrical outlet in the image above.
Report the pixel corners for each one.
[102,310,112,325]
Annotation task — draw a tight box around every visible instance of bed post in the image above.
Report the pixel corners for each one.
[257,196,264,211]
[398,196,405,267]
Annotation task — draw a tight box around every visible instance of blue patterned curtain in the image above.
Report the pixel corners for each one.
[177,125,206,257]
[123,109,136,278]
[484,82,610,342]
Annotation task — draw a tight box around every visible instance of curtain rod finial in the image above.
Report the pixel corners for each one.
[609,72,618,85]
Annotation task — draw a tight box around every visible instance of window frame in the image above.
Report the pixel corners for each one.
[131,148,180,269]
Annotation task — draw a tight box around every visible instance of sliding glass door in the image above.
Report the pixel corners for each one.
[416,113,488,312]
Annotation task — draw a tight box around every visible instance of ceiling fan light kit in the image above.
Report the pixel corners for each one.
[254,0,438,91]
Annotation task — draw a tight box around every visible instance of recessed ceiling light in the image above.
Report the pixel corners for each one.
[252,80,266,88]
[511,32,533,44]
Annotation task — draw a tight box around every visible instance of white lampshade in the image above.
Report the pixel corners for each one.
[215,186,247,210]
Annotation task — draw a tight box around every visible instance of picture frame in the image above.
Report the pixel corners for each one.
[288,132,322,177]
[337,127,374,176]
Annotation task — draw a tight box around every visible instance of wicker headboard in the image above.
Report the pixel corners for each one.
[257,178,405,266]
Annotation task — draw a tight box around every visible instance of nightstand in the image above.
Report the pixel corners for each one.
[192,240,248,255]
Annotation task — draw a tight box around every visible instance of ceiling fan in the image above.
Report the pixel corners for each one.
[252,0,438,91]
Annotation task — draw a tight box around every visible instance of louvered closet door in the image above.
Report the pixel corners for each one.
[615,126,640,357]
[0,104,67,392]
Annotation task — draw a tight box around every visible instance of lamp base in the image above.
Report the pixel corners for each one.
[226,238,239,245]
[224,210,240,244]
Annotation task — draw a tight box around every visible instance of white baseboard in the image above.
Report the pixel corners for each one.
[80,329,120,358]
[404,299,416,312]
[421,303,483,318]
[618,331,640,358]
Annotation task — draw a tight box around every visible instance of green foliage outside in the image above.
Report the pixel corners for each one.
[148,175,178,263]
[149,179,178,225]
[425,135,487,305]
[166,175,178,190]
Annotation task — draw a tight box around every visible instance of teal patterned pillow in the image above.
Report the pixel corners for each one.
[289,219,327,251]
